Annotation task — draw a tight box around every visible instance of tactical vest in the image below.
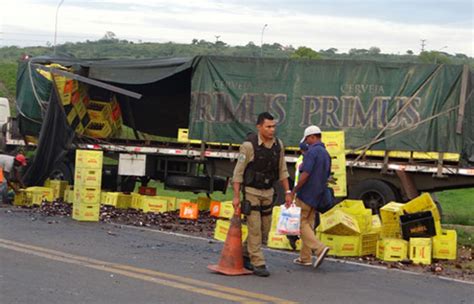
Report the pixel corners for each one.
[243,133,281,189]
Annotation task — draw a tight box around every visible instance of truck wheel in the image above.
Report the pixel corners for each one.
[349,179,398,213]
[0,132,6,153]
[164,175,226,193]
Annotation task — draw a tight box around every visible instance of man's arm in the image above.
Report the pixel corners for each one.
[288,172,309,207]
[231,143,251,209]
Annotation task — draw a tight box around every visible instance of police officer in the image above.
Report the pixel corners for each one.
[232,112,291,277]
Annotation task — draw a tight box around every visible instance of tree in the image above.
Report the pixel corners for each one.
[349,48,368,55]
[100,31,118,42]
[406,50,414,55]
[418,51,451,64]
[191,39,198,45]
[368,46,381,55]
[291,46,321,60]
[320,48,338,55]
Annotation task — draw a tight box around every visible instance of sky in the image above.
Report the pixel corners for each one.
[1,0,473,56]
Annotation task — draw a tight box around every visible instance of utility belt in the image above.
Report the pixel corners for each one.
[241,199,273,217]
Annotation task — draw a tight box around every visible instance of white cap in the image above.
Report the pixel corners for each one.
[300,125,321,143]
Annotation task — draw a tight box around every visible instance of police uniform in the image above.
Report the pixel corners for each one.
[232,133,289,267]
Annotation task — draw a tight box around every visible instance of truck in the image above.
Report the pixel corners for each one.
[8,55,474,212]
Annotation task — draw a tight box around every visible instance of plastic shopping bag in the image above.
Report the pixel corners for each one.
[277,204,301,235]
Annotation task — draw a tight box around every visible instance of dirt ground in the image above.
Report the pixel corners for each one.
[8,201,474,282]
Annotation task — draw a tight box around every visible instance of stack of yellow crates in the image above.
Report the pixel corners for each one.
[52,73,90,135]
[376,193,457,263]
[213,201,248,242]
[323,131,347,197]
[72,150,103,221]
[86,97,123,138]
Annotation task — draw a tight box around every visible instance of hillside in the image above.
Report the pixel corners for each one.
[1,37,473,100]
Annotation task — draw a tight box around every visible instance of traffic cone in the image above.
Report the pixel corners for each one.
[208,208,252,275]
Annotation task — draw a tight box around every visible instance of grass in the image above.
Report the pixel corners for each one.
[436,188,474,246]
[436,188,474,226]
[134,180,234,202]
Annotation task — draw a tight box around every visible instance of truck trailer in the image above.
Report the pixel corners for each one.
[9,55,474,211]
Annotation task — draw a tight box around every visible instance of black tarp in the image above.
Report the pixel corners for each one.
[23,85,75,186]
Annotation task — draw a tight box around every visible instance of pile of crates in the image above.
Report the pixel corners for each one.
[86,97,123,138]
[377,193,457,264]
[72,150,103,222]
[316,200,379,257]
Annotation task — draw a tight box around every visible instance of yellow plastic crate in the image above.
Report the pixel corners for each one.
[320,233,360,257]
[409,238,432,265]
[159,196,177,211]
[267,231,300,250]
[105,192,131,209]
[432,230,457,260]
[74,186,101,205]
[370,214,382,233]
[142,196,168,213]
[343,208,372,233]
[64,186,74,203]
[320,209,360,235]
[322,131,345,154]
[177,128,202,144]
[26,187,54,205]
[381,222,402,239]
[329,173,347,197]
[214,219,248,243]
[331,153,346,173]
[85,121,113,138]
[360,233,379,256]
[196,196,211,211]
[218,201,235,219]
[380,202,405,224]
[87,100,112,122]
[100,191,108,204]
[75,150,103,169]
[336,199,366,211]
[48,180,69,200]
[271,206,281,232]
[74,168,102,187]
[376,238,408,262]
[13,190,31,206]
[72,203,100,222]
[403,193,441,222]
[131,193,143,210]
[73,99,88,119]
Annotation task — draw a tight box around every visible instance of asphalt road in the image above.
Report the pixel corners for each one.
[0,207,472,304]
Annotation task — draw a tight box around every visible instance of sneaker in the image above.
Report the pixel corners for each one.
[313,247,330,269]
[243,256,253,271]
[293,258,312,266]
[253,265,270,277]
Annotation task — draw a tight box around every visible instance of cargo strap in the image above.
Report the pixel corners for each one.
[250,204,273,216]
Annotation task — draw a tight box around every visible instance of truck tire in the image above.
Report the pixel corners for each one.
[164,175,226,193]
[0,131,6,153]
[349,179,398,213]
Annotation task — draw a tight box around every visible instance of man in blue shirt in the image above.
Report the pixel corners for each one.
[289,125,330,269]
